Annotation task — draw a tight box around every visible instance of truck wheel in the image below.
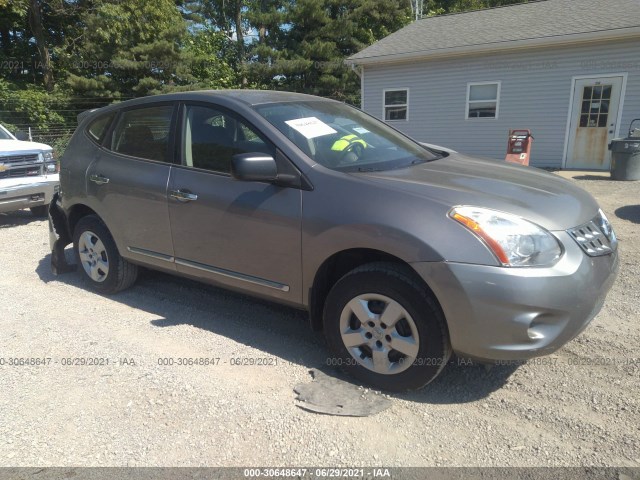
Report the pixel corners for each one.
[73,215,138,294]
[323,262,450,392]
[30,205,49,217]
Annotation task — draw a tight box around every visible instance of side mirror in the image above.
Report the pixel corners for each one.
[14,130,29,141]
[231,153,278,182]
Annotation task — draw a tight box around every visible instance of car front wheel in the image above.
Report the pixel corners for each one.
[73,215,138,294]
[323,262,451,392]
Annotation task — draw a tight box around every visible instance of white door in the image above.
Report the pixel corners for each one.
[566,76,624,170]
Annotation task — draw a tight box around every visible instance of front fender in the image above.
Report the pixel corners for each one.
[301,222,443,306]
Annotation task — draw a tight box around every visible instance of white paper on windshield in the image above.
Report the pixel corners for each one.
[352,127,369,134]
[285,117,337,139]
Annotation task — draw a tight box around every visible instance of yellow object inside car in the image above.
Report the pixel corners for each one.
[330,134,367,152]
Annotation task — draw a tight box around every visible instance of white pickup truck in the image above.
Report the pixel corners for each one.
[0,123,59,216]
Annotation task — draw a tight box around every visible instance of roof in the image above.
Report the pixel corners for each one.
[347,0,640,65]
[79,90,331,121]
[107,90,327,109]
[186,90,328,106]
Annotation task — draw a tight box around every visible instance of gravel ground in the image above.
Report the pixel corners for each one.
[0,172,638,468]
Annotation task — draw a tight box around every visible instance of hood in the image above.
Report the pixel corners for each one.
[0,139,53,154]
[360,153,599,231]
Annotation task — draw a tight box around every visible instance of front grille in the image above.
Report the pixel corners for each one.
[0,166,43,179]
[567,215,615,256]
[0,154,43,179]
[0,154,39,164]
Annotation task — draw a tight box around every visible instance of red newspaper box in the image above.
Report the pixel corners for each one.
[505,129,533,166]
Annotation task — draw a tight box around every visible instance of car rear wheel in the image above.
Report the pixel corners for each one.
[323,262,450,392]
[30,205,49,217]
[73,215,138,294]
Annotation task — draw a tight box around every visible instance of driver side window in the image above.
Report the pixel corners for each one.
[183,105,275,174]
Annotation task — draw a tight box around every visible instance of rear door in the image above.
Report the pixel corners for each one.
[86,103,177,270]
[167,102,302,302]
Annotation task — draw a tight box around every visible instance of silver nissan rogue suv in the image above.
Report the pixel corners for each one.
[49,90,618,391]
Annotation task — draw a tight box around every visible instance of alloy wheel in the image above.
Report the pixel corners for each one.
[77,230,109,283]
[339,293,419,375]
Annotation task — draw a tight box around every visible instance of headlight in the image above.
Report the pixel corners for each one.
[597,209,617,250]
[449,206,562,267]
[42,150,57,172]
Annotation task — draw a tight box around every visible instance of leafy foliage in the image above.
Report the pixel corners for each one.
[184,26,239,90]
[248,0,412,103]
[421,0,527,16]
[0,0,528,153]
[66,0,193,98]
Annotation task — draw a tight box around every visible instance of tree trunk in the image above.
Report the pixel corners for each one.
[0,27,11,56]
[258,0,266,44]
[28,0,54,91]
[234,0,247,86]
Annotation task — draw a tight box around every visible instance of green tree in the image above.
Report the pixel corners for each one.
[256,0,411,103]
[0,0,88,91]
[184,25,239,89]
[66,0,193,98]
[0,77,76,154]
[244,0,292,88]
[185,0,248,83]
[419,0,528,17]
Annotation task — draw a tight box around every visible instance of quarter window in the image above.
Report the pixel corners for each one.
[87,113,115,144]
[109,105,174,162]
[466,82,501,119]
[182,105,274,174]
[383,89,408,121]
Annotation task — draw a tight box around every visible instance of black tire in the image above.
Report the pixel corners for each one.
[323,262,451,392]
[73,215,138,294]
[30,205,49,217]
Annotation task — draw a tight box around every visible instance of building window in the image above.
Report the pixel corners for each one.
[466,82,501,119]
[384,89,409,121]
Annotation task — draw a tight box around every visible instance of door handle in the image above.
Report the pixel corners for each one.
[89,174,109,185]
[169,189,198,202]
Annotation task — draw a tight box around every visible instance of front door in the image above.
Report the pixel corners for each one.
[566,76,624,170]
[167,103,302,303]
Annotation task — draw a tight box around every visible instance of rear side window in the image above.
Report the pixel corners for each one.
[86,113,115,143]
[108,105,174,162]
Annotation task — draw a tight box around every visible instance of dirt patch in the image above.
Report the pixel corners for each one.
[0,175,638,467]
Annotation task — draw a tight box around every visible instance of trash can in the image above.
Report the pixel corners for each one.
[608,119,640,181]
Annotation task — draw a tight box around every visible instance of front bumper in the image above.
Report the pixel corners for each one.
[411,231,619,361]
[0,175,59,214]
[48,192,75,275]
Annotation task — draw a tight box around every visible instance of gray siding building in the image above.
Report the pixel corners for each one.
[347,0,640,170]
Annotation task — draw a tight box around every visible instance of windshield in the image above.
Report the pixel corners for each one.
[254,101,440,171]
[0,125,15,140]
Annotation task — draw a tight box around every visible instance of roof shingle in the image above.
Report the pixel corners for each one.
[348,0,640,63]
